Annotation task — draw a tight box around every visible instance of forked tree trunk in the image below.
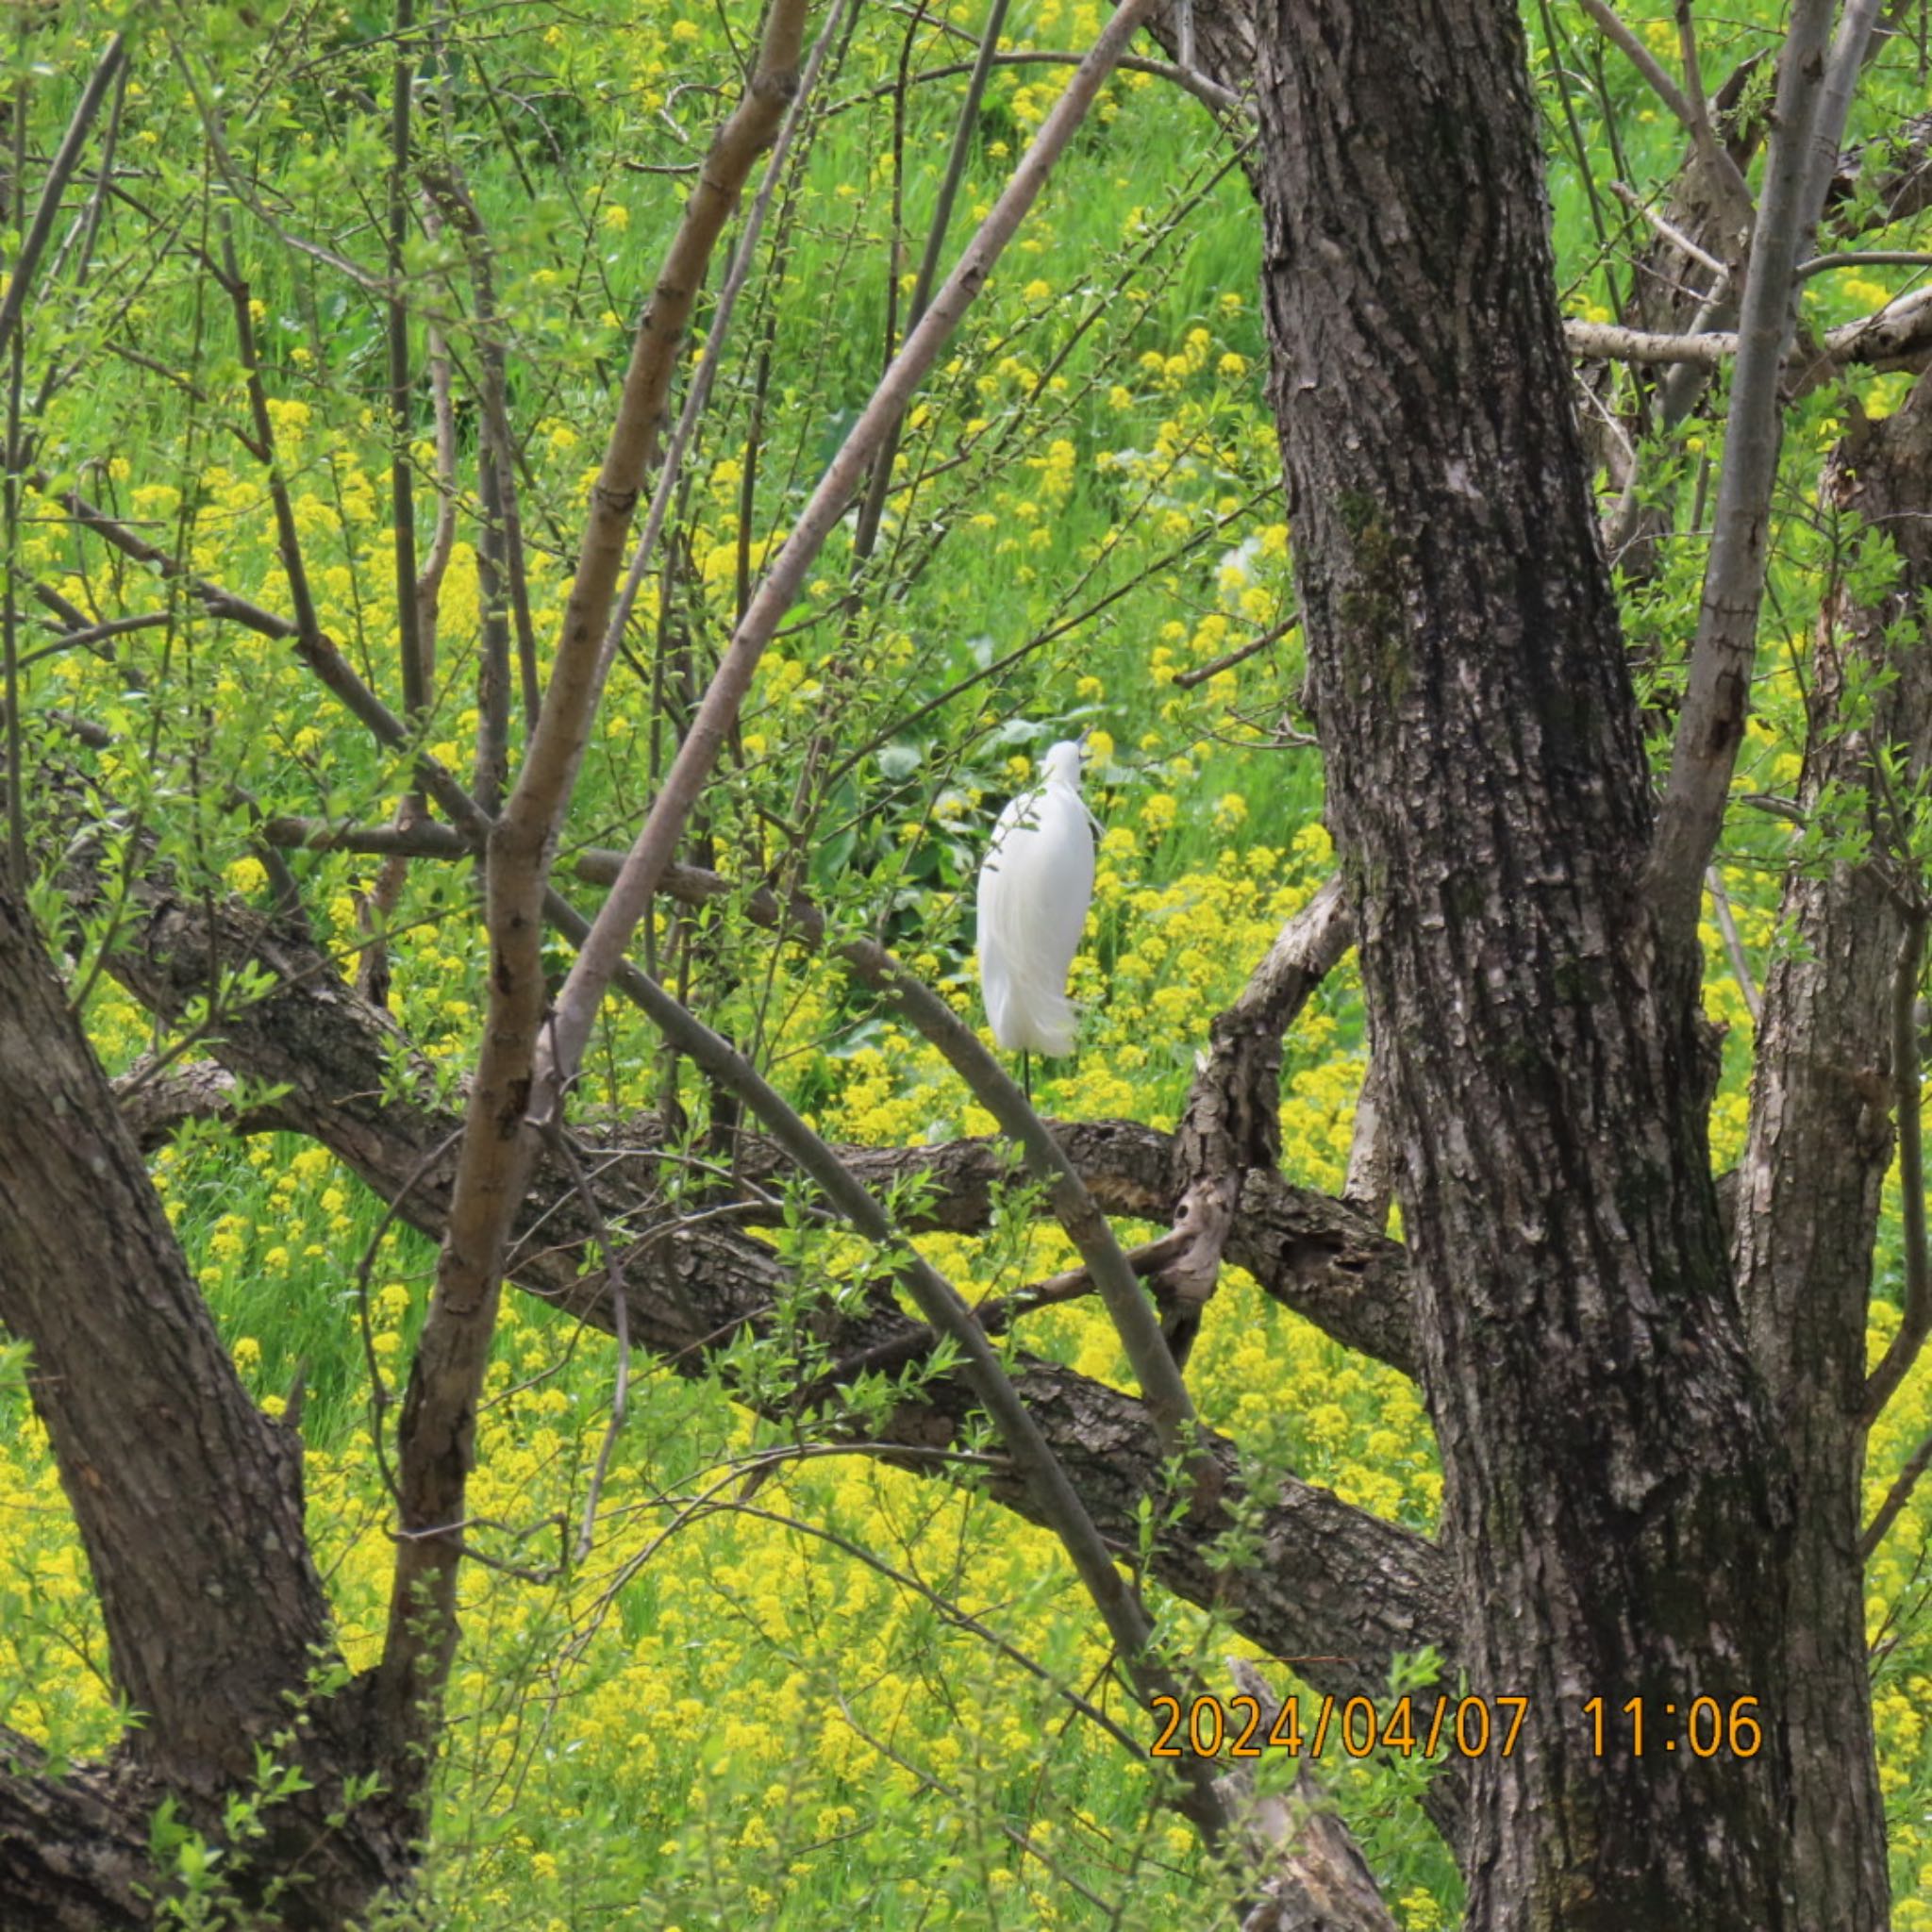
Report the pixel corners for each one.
[1247,0,1883,1923]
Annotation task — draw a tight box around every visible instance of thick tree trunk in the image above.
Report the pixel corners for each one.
[1249,1,1836,1923]
[0,890,328,1777]
[0,886,411,1927]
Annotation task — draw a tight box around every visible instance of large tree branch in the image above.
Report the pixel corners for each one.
[255,813,1421,1374]
[84,861,1454,1771]
[0,886,418,1926]
[0,1726,151,1932]
[1157,877,1352,1366]
[0,889,330,1785]
[1564,290,1932,375]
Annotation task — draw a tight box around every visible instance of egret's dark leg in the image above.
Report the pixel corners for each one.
[1021,1049,1032,1101]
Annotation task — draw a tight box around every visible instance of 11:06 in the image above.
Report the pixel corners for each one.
[1583,1696,1764,1757]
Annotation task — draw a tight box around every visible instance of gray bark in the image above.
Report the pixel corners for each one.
[1249,0,1810,1920]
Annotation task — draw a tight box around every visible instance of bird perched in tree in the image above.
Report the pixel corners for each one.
[976,738,1095,1092]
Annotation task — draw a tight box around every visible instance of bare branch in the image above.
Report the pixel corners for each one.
[1172,614,1295,689]
[839,936,1205,1449]
[1576,0,1695,131]
[1799,248,1932,275]
[539,0,1162,1107]
[1671,0,1756,250]
[1610,175,1727,282]
[1794,0,1890,247]
[75,835,1446,1759]
[847,0,1017,574]
[388,0,426,734]
[480,916,1234,1841]
[254,810,1421,1373]
[838,45,1248,124]
[1861,1427,1932,1559]
[0,34,127,368]
[600,0,849,676]
[1565,286,1932,372]
[1645,0,1840,943]
[375,0,817,1765]
[1574,0,1751,229]
[1157,877,1352,1366]
[1706,865,1761,1024]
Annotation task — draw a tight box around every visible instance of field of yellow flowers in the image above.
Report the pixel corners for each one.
[4,0,1931,1924]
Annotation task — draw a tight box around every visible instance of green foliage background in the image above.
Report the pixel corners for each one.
[2,0,1929,1924]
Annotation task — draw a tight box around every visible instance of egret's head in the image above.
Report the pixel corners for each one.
[1041,739,1085,788]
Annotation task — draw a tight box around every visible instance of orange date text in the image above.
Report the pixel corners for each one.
[1148,1691,1529,1761]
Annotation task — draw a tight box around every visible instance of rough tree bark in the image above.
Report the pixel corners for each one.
[1732,368,1932,1925]
[80,861,1449,1723]
[1249,0,1830,1924]
[7,2,1929,1923]
[0,887,411,1928]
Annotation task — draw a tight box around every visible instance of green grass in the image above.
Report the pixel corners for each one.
[4,0,1932,1924]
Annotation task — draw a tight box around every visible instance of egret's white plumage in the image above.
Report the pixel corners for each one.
[976,739,1095,1058]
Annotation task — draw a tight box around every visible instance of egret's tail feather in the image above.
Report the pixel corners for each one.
[989,979,1079,1057]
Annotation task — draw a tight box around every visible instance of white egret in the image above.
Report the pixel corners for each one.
[976,739,1096,1093]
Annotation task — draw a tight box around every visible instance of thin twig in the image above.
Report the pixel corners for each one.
[1706,865,1761,1023]
[0,35,128,368]
[540,0,1165,1109]
[1574,0,1752,225]
[1172,616,1295,690]
[1799,249,1932,276]
[541,1122,636,1565]
[599,0,850,675]
[1610,176,1727,282]
[848,0,1013,570]
[832,46,1245,119]
[372,0,821,1762]
[1861,1428,1932,1559]
[558,942,1229,1841]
